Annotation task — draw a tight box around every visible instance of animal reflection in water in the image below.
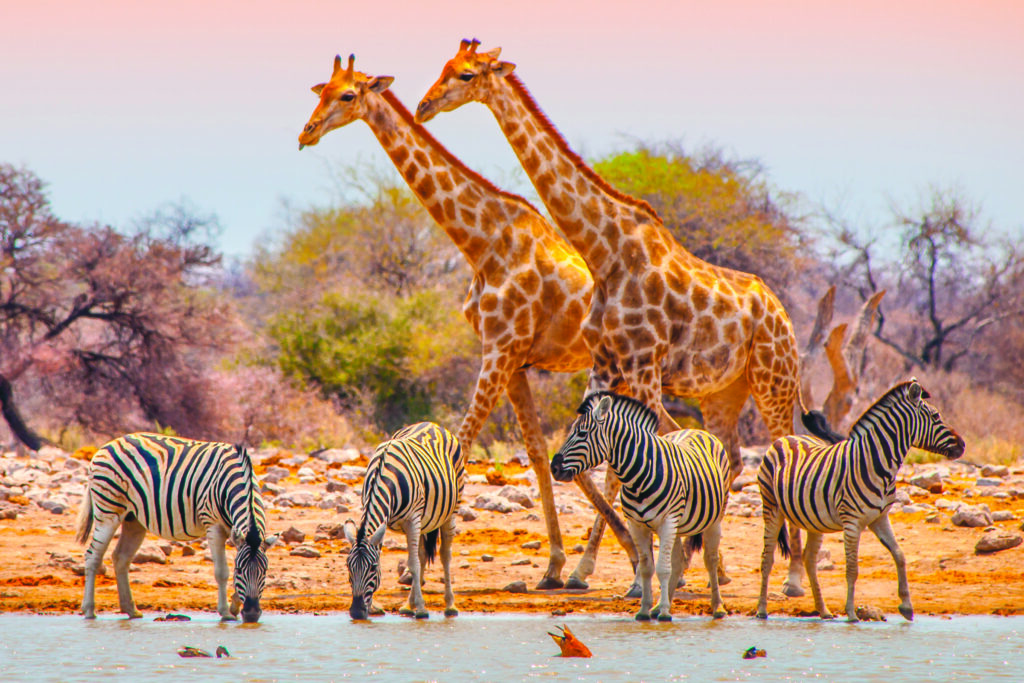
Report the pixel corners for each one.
[548,624,592,658]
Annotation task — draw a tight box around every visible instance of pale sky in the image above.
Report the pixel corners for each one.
[3,0,1022,258]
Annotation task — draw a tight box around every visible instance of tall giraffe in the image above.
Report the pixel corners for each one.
[297,55,637,590]
[416,40,837,596]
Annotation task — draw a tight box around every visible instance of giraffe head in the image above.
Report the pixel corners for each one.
[414,38,515,124]
[298,54,395,149]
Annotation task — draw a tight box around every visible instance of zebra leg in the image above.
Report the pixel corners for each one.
[670,535,687,589]
[869,514,913,621]
[110,518,147,618]
[756,511,783,619]
[842,523,864,622]
[82,513,122,619]
[628,520,655,621]
[802,531,833,619]
[208,524,237,620]
[401,518,428,618]
[702,523,727,619]
[440,518,458,617]
[506,370,565,590]
[653,519,677,621]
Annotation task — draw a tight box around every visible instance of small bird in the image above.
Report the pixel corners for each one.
[177,646,230,658]
[548,624,592,658]
[155,613,191,622]
[742,647,766,660]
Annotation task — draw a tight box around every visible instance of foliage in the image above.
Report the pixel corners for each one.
[592,144,809,292]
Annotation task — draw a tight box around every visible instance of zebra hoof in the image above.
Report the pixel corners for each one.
[444,608,459,618]
[624,584,643,599]
[898,605,914,621]
[634,612,652,622]
[713,609,727,619]
[415,611,429,620]
[755,610,768,620]
[399,607,415,618]
[564,576,589,590]
[535,577,564,590]
[219,614,237,622]
[781,582,805,598]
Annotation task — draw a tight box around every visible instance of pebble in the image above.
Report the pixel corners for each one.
[472,493,524,514]
[496,485,535,509]
[975,530,1023,554]
[981,464,1009,478]
[503,580,528,593]
[132,542,169,565]
[992,510,1016,522]
[280,526,306,544]
[976,478,1002,487]
[521,540,541,550]
[481,554,494,562]
[510,558,531,566]
[952,504,993,528]
[909,471,943,494]
[289,545,321,559]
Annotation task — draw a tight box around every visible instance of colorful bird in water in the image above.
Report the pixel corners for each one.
[548,624,592,658]
[177,645,230,658]
[742,647,766,660]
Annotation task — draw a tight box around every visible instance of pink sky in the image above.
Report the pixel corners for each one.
[3,0,1022,255]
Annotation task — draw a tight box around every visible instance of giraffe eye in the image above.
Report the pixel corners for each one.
[340,92,356,102]
[459,72,475,82]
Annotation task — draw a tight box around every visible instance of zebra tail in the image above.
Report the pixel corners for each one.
[777,520,791,559]
[423,529,439,566]
[801,410,845,444]
[685,534,703,555]
[75,489,94,545]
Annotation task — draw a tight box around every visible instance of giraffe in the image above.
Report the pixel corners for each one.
[416,40,838,596]
[297,54,638,590]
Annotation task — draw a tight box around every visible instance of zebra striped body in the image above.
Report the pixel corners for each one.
[76,433,275,622]
[343,422,463,620]
[550,392,731,620]
[756,379,965,621]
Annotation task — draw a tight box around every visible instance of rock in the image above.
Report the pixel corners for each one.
[975,530,1023,554]
[925,513,941,524]
[280,526,306,544]
[262,466,291,484]
[132,543,169,565]
[901,504,926,514]
[334,466,367,481]
[289,545,321,558]
[457,506,477,522]
[467,474,488,485]
[325,479,350,493]
[181,545,196,557]
[503,580,528,593]
[510,558,531,566]
[521,540,542,550]
[935,498,961,511]
[981,464,1009,478]
[472,493,524,514]
[496,485,534,509]
[976,477,1002,487]
[816,548,834,571]
[952,504,994,528]
[509,450,530,467]
[481,554,494,562]
[855,605,887,621]
[909,471,943,494]
[557,503,576,515]
[315,523,346,540]
[992,510,1016,522]
[274,491,317,508]
[731,475,757,492]
[38,496,69,514]
[572,544,585,553]
[740,447,764,467]
[892,488,912,505]
[318,492,350,509]
[311,448,362,465]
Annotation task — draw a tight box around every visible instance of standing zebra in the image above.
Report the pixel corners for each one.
[76,433,277,622]
[756,378,965,622]
[343,422,463,620]
[550,392,732,620]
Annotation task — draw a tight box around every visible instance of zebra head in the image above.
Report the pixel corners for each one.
[550,393,616,482]
[905,379,966,460]
[229,445,278,623]
[343,519,387,620]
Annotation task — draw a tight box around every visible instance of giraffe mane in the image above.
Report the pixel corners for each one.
[381,90,544,219]
[577,391,660,434]
[504,74,661,224]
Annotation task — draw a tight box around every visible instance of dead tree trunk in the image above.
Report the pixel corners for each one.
[0,375,45,451]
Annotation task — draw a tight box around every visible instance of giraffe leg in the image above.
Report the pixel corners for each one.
[81,512,122,619]
[869,514,913,621]
[506,370,566,590]
[110,517,148,618]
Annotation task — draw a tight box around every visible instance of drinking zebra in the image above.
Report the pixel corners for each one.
[343,422,463,620]
[76,433,277,622]
[550,392,732,620]
[756,378,965,622]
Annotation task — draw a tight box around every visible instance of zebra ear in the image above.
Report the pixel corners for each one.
[369,521,388,547]
[593,395,613,423]
[907,381,923,403]
[343,519,359,546]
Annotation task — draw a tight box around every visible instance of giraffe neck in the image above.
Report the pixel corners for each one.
[363,91,534,271]
[484,75,664,275]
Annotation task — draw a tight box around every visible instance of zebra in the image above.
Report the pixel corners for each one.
[342,421,463,620]
[756,378,965,622]
[75,432,277,622]
[550,392,732,620]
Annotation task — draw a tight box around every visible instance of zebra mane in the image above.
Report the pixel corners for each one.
[237,444,261,550]
[577,391,660,434]
[356,454,390,545]
[848,380,928,438]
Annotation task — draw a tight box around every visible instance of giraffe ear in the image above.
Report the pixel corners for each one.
[367,76,394,93]
[311,83,326,96]
[483,47,502,60]
[490,60,516,78]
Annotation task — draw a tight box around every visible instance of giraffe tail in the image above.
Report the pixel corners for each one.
[801,410,844,444]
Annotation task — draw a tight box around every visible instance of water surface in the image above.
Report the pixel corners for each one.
[1,613,1020,681]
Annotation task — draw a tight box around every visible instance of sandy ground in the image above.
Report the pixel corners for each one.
[2,455,1023,621]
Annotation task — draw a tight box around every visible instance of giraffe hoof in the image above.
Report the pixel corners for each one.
[898,605,914,621]
[415,610,429,620]
[781,582,805,598]
[564,576,589,590]
[535,577,564,590]
[717,573,732,586]
[399,607,415,617]
[624,584,643,599]
[634,612,652,622]
[444,608,459,618]
[657,612,673,622]
[398,571,413,586]
[713,609,727,619]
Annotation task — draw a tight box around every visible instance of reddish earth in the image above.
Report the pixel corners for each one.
[2,459,1023,619]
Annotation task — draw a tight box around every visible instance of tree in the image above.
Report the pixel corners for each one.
[0,164,239,448]
[828,186,1024,373]
[592,144,809,292]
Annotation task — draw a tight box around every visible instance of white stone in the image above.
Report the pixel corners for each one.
[496,485,535,509]
[952,504,994,528]
[473,493,524,514]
